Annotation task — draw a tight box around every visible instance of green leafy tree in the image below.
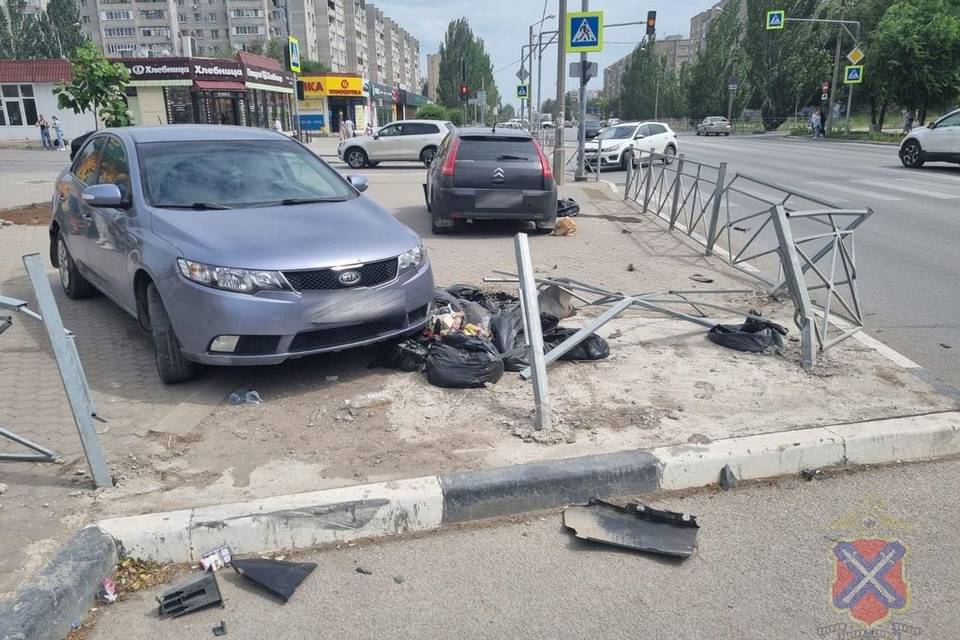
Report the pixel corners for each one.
[498,103,516,121]
[299,59,330,73]
[0,0,46,59]
[44,0,85,57]
[54,42,131,127]
[620,40,662,119]
[436,18,499,112]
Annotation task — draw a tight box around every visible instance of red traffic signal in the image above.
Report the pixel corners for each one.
[460,84,469,98]
[646,11,657,36]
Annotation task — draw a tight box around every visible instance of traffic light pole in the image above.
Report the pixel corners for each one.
[552,3,566,183]
[574,0,589,181]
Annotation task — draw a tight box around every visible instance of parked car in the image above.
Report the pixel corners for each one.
[696,116,732,136]
[583,122,644,171]
[631,122,680,164]
[338,119,453,168]
[51,126,434,383]
[606,117,621,126]
[581,119,602,139]
[424,127,557,234]
[899,108,960,168]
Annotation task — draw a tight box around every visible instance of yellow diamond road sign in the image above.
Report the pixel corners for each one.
[847,47,864,65]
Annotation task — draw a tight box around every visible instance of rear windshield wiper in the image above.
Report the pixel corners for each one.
[496,154,529,161]
[154,202,233,210]
[278,196,351,205]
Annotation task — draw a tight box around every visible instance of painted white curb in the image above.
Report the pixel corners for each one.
[98,476,444,563]
[829,412,960,465]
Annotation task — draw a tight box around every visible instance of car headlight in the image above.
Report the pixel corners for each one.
[398,244,425,271]
[177,258,289,293]
[606,143,623,151]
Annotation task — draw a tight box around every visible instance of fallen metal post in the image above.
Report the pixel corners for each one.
[0,426,57,462]
[22,253,111,487]
[513,234,551,431]
[705,161,727,255]
[623,156,633,200]
[769,207,817,371]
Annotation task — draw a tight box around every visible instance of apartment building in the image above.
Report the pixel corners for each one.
[426,52,440,100]
[601,53,630,99]
[343,0,368,79]
[654,34,695,73]
[364,3,385,83]
[690,0,731,47]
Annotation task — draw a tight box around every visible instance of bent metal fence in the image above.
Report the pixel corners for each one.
[624,149,873,370]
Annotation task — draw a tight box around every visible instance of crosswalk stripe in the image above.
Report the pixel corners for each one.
[808,182,901,202]
[853,178,960,200]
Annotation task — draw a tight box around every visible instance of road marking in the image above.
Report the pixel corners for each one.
[808,182,902,202]
[854,178,960,200]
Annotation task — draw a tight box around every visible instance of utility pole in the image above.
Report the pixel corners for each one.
[826,25,842,136]
[536,32,544,128]
[278,0,302,140]
[574,0,589,181]
[552,2,566,183]
[528,25,535,128]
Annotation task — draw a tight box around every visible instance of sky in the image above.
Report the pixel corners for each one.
[369,0,720,109]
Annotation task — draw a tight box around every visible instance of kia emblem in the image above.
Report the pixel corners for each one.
[337,270,361,286]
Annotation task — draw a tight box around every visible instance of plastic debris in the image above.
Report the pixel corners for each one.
[719,464,738,490]
[345,391,392,410]
[553,217,577,236]
[199,546,232,572]
[557,197,580,218]
[355,566,373,575]
[232,558,317,602]
[801,468,823,481]
[707,310,788,354]
[98,577,118,604]
[425,333,504,388]
[689,273,714,283]
[157,572,223,617]
[228,389,262,405]
[212,621,227,636]
[563,498,699,558]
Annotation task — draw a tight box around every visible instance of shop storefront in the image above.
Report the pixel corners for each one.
[117,53,294,130]
[299,73,366,134]
[0,59,96,142]
[368,81,395,129]
[398,89,430,120]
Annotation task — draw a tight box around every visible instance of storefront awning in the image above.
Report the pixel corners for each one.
[193,80,247,92]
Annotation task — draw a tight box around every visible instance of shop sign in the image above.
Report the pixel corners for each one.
[301,74,365,97]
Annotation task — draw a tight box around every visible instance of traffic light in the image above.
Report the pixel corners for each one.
[646,10,657,36]
[460,84,469,100]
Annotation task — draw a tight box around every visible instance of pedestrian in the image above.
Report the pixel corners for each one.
[37,114,52,150]
[51,115,65,151]
[338,112,348,141]
[902,109,915,134]
[344,116,355,138]
[364,121,373,136]
[810,109,822,139]
[273,116,283,133]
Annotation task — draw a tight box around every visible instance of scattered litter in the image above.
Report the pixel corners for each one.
[940,343,953,349]
[537,285,577,321]
[689,273,714,283]
[687,432,711,444]
[719,464,738,490]
[232,558,316,602]
[425,333,504,388]
[393,575,405,584]
[553,217,577,236]
[157,572,223,617]
[626,263,635,272]
[707,309,788,354]
[801,468,823,481]
[212,620,227,636]
[345,391,393,410]
[200,546,232,572]
[732,225,749,232]
[115,557,173,593]
[228,389,262,405]
[325,375,339,382]
[543,328,610,361]
[621,228,632,234]
[556,197,580,217]
[377,336,431,372]
[563,498,699,558]
[98,578,118,604]
[355,566,373,575]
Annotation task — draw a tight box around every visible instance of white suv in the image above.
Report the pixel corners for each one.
[338,119,454,168]
[583,121,679,170]
[899,108,960,168]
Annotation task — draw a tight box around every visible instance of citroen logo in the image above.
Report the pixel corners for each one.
[337,270,362,286]
[492,167,505,182]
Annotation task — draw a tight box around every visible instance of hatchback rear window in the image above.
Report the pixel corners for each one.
[457,138,537,161]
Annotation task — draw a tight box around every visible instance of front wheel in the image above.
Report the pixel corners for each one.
[56,232,97,299]
[899,140,924,168]
[345,147,368,169]
[535,218,556,233]
[420,147,437,167]
[146,283,196,384]
[663,145,677,165]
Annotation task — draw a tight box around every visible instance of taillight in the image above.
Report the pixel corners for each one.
[532,139,553,180]
[441,137,460,176]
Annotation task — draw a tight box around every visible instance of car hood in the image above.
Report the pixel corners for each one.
[585,138,630,151]
[150,195,421,271]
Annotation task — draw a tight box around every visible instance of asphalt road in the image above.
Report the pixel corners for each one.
[563,132,960,388]
[87,458,960,639]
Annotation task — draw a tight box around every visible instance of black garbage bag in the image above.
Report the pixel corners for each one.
[707,310,788,353]
[425,333,504,388]
[445,284,518,313]
[379,336,431,372]
[557,197,580,218]
[543,328,611,361]
[433,288,465,312]
[491,304,559,355]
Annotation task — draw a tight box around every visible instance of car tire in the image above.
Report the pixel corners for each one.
[663,145,677,164]
[724,132,731,136]
[146,282,196,384]
[695,130,701,136]
[420,146,437,167]
[535,217,556,233]
[345,147,367,169]
[56,232,97,299]
[899,140,924,168]
[423,183,432,213]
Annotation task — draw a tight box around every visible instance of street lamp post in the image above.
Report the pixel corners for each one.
[526,14,554,129]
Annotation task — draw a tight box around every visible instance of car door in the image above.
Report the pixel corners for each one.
[646,124,670,153]
[370,122,404,160]
[84,135,137,310]
[61,135,107,282]
[633,124,654,157]
[924,112,960,155]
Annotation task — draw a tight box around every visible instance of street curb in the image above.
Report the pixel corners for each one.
[783,135,900,147]
[7,412,959,639]
[0,527,117,640]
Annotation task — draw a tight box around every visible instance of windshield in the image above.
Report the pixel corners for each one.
[457,137,537,161]
[597,125,636,140]
[138,139,356,209]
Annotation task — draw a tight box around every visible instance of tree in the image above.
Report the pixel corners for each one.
[499,103,515,121]
[44,0,84,57]
[0,0,47,59]
[540,97,556,118]
[300,59,330,73]
[436,18,499,113]
[54,42,131,127]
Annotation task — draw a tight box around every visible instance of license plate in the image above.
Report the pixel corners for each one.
[476,190,522,209]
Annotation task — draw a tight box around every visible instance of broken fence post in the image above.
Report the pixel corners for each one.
[623,156,633,201]
[669,154,685,230]
[768,207,817,371]
[643,153,654,211]
[705,161,727,256]
[513,234,551,431]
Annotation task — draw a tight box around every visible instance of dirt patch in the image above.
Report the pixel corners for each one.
[1,202,50,226]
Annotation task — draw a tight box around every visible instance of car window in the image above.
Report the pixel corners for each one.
[138,139,356,208]
[96,137,131,199]
[379,124,401,137]
[936,112,960,128]
[598,125,637,140]
[636,124,651,137]
[647,124,668,135]
[407,122,438,135]
[72,137,106,184]
[456,137,537,161]
[443,122,455,132]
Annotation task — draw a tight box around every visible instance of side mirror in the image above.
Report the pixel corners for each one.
[927,121,936,129]
[82,184,124,208]
[347,175,368,192]
[634,133,645,139]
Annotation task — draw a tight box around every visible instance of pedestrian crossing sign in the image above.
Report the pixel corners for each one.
[766,10,785,30]
[844,65,864,84]
[516,84,528,99]
[566,11,604,53]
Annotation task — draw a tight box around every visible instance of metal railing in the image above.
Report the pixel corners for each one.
[624,149,873,370]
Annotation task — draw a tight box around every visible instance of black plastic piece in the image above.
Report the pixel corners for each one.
[232,558,317,602]
[157,572,223,618]
[212,620,227,636]
[563,498,700,558]
[707,309,788,353]
[720,464,738,490]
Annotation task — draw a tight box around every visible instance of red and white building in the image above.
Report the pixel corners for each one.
[0,60,97,143]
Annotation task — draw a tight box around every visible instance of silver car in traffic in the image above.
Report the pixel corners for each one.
[50,125,434,383]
